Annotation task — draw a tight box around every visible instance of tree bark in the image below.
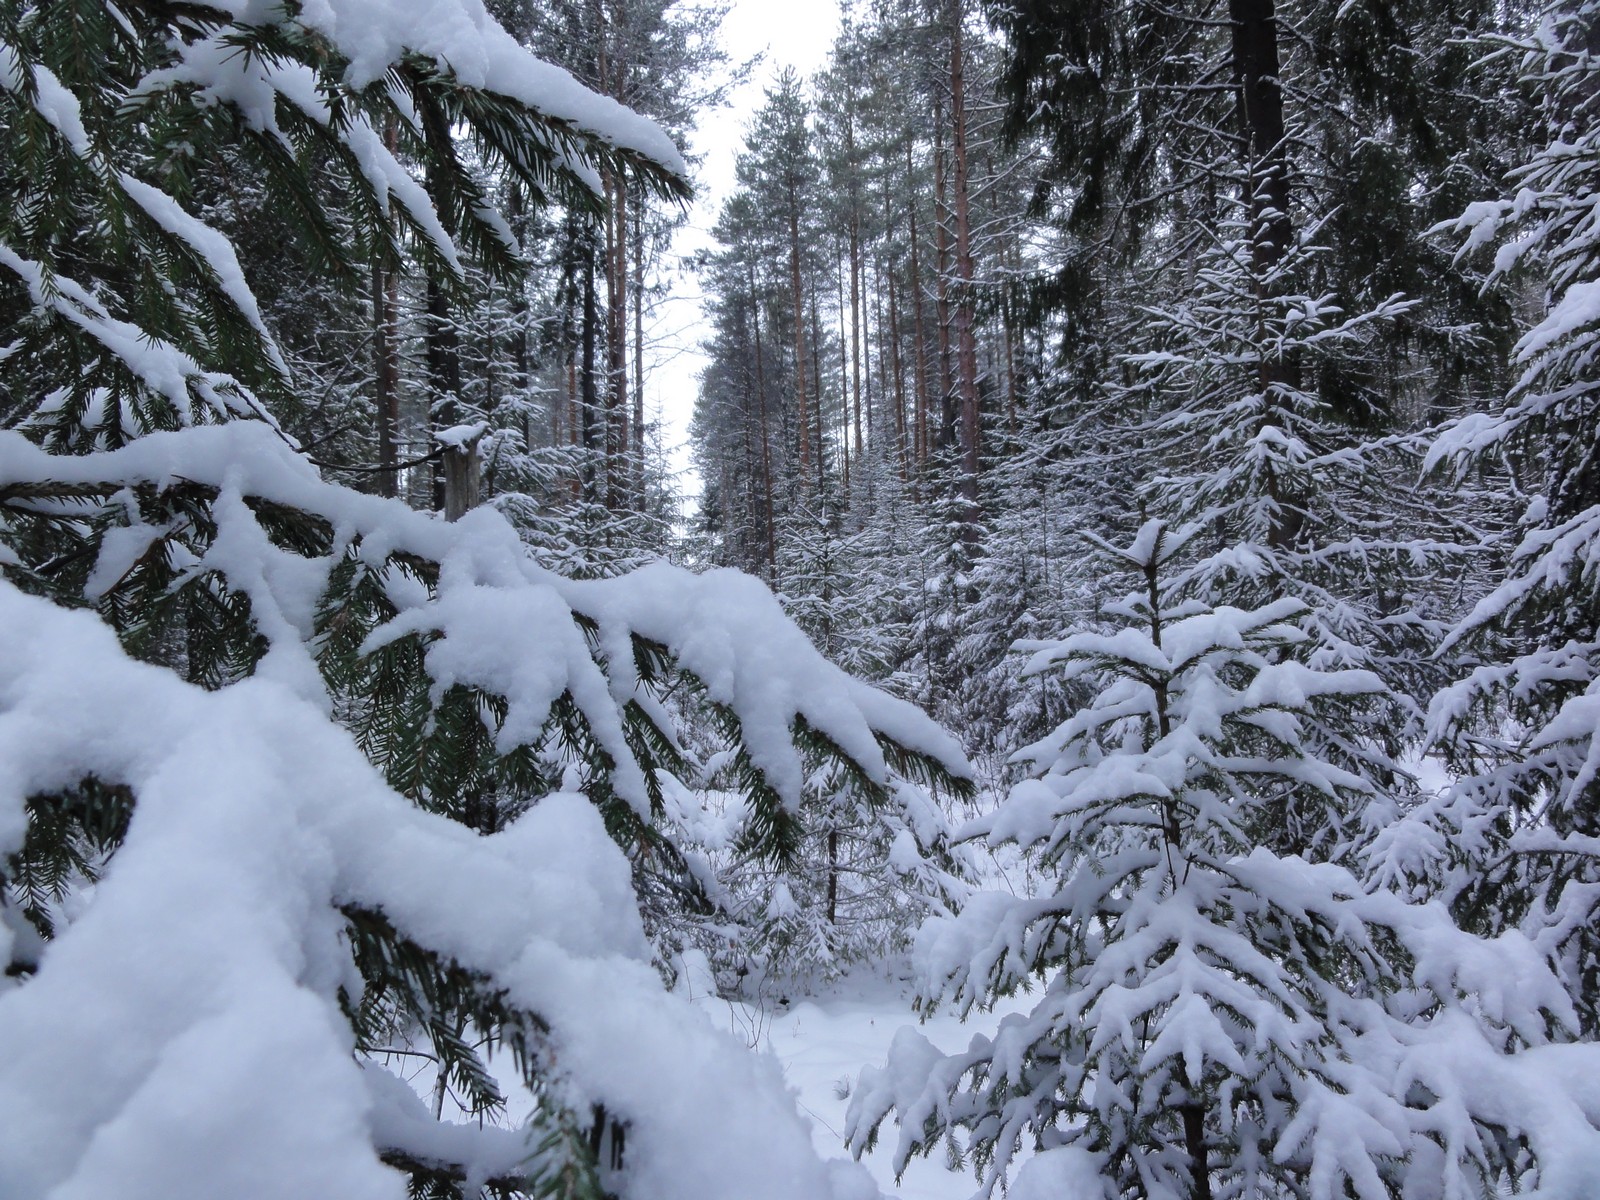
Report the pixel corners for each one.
[838,249,852,493]
[632,199,646,507]
[1228,0,1303,551]
[1228,0,1292,282]
[442,434,482,522]
[906,143,931,470]
[750,260,776,576]
[849,169,864,465]
[949,0,981,541]
[371,116,402,498]
[604,172,629,511]
[790,192,811,487]
[1181,1101,1213,1200]
[371,262,399,496]
[810,288,826,488]
[888,253,909,480]
[581,229,601,501]
[932,101,957,453]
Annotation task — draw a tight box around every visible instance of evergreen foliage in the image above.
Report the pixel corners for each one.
[13,0,1600,1195]
[1419,0,1600,1037]
[846,523,1600,1200]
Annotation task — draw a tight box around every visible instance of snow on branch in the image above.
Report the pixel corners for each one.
[0,248,277,432]
[0,580,875,1200]
[0,424,970,815]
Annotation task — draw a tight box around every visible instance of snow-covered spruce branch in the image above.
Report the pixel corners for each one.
[0,420,973,1198]
[0,581,883,1200]
[0,422,970,824]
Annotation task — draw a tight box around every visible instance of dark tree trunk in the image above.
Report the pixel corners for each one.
[1181,1101,1212,1200]
[790,196,811,487]
[581,230,601,500]
[906,143,931,470]
[424,272,462,513]
[751,263,777,578]
[932,102,957,454]
[1228,0,1303,551]
[632,201,646,508]
[949,0,981,543]
[1228,0,1292,281]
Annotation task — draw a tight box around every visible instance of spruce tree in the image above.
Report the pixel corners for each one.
[1422,0,1600,1036]
[847,522,1600,1200]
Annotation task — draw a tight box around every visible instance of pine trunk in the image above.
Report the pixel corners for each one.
[632,201,646,508]
[751,261,776,576]
[932,104,957,453]
[949,0,981,540]
[906,145,931,469]
[790,195,811,487]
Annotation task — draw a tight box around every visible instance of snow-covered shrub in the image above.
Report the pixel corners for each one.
[660,760,972,992]
[1124,206,1455,751]
[846,521,1600,1200]
[648,505,975,990]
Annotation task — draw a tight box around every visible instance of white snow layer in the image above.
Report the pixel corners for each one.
[0,248,272,429]
[0,579,878,1200]
[161,0,685,179]
[0,424,970,809]
[116,173,290,379]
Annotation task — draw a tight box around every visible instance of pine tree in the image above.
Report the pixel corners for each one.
[0,0,689,449]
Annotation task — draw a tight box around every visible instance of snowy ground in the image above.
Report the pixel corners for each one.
[687,963,1032,1200]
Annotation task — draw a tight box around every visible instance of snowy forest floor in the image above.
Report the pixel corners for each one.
[401,945,1027,1199]
[685,961,1029,1200]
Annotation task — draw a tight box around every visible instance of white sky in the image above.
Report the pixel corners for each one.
[642,0,842,504]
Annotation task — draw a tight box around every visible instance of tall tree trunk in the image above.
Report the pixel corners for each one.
[597,4,631,514]
[1228,0,1301,550]
[1001,239,1019,436]
[906,143,931,469]
[888,254,909,480]
[750,260,776,577]
[789,193,811,488]
[870,249,889,507]
[632,200,646,508]
[811,288,826,489]
[581,229,601,501]
[509,182,532,452]
[1229,0,1292,283]
[424,271,462,512]
[422,153,463,513]
[604,173,629,512]
[932,102,956,453]
[849,187,864,465]
[838,249,852,493]
[371,115,402,498]
[949,0,981,541]
[370,254,397,496]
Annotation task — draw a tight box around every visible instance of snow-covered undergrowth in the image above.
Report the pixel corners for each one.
[846,524,1600,1200]
[678,957,1034,1200]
